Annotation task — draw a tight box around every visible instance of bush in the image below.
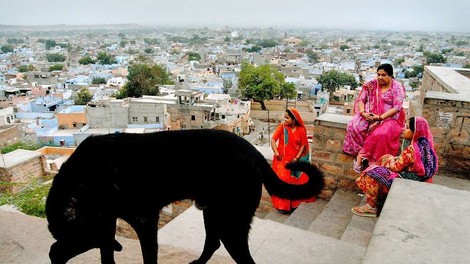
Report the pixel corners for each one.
[1,142,41,154]
[0,179,52,218]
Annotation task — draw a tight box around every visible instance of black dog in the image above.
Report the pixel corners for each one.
[46,129,324,263]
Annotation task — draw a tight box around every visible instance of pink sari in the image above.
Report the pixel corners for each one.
[343,79,406,163]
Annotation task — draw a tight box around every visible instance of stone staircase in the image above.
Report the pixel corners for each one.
[264,189,376,248]
[2,175,470,263]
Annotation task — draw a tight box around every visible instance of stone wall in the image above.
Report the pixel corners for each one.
[311,113,359,200]
[0,155,46,194]
[0,125,21,147]
[413,66,470,177]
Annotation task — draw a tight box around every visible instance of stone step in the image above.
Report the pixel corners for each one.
[158,205,366,264]
[264,189,376,248]
[283,199,328,230]
[307,189,363,239]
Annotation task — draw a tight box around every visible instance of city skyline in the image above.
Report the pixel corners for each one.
[0,0,469,33]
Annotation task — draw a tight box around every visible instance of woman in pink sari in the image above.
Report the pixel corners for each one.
[271,108,316,214]
[343,63,406,172]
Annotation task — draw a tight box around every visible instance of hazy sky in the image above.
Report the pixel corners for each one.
[1,0,469,32]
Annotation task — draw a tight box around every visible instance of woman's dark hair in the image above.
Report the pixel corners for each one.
[377,63,394,77]
[409,117,416,133]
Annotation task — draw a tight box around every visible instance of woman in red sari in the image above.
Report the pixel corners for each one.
[352,117,438,217]
[271,108,316,214]
[343,63,406,172]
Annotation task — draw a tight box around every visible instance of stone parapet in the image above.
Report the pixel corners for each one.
[312,113,359,199]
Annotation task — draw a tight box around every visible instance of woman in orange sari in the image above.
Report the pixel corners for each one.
[271,108,316,214]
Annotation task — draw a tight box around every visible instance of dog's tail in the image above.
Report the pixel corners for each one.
[263,161,324,200]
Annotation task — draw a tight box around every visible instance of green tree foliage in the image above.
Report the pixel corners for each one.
[280,82,297,108]
[424,51,447,64]
[91,77,107,84]
[242,45,262,53]
[116,63,174,98]
[187,52,201,62]
[317,70,358,97]
[455,40,469,46]
[78,56,96,65]
[394,58,405,67]
[46,53,66,62]
[306,50,320,63]
[48,64,64,72]
[17,65,35,72]
[144,48,154,54]
[256,39,278,48]
[143,38,159,45]
[45,39,57,50]
[238,63,285,110]
[463,64,470,69]
[7,38,23,45]
[74,87,93,105]
[96,51,116,65]
[339,44,349,51]
[404,65,424,78]
[1,45,14,53]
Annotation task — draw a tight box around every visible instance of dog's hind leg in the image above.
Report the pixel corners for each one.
[99,217,121,264]
[219,213,256,264]
[128,215,159,264]
[190,209,222,264]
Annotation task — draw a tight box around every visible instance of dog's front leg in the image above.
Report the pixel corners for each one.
[130,216,159,264]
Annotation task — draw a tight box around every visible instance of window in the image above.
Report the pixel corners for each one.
[191,115,196,121]
[132,117,138,122]
[155,116,160,122]
[144,117,148,122]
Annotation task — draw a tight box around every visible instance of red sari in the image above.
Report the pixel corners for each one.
[271,109,316,211]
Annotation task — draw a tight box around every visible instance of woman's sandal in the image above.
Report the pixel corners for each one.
[351,204,377,217]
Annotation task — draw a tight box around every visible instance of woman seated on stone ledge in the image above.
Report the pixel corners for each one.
[352,116,438,217]
[342,63,406,173]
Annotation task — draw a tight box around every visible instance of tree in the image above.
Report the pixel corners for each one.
[78,56,95,65]
[424,52,447,64]
[74,87,93,105]
[186,52,201,62]
[339,44,349,51]
[91,77,107,85]
[238,63,285,110]
[45,39,56,50]
[49,64,63,72]
[144,48,154,54]
[306,50,320,63]
[280,82,297,109]
[317,70,358,98]
[46,53,66,62]
[116,63,174,98]
[96,51,116,65]
[18,65,35,72]
[1,45,14,53]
